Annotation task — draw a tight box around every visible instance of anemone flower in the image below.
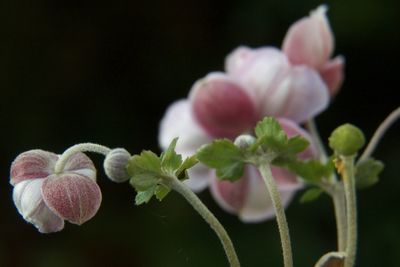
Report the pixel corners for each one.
[10,150,101,233]
[159,72,321,222]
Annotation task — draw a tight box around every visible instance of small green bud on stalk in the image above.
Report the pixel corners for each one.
[329,124,365,156]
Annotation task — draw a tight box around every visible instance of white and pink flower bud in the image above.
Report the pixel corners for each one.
[10,150,101,233]
[282,5,334,70]
[210,118,316,222]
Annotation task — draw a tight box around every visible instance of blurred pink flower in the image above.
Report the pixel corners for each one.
[159,5,341,222]
[10,150,101,233]
[159,73,318,222]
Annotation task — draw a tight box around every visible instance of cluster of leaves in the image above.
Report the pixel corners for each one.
[127,138,197,205]
[197,117,314,182]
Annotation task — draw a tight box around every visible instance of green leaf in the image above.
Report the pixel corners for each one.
[300,188,324,203]
[176,155,198,180]
[197,139,245,181]
[155,184,171,201]
[254,117,287,152]
[161,138,182,173]
[286,136,309,155]
[287,159,334,183]
[128,151,162,191]
[355,158,384,189]
[135,187,156,205]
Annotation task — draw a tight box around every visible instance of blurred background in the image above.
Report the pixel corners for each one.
[1,0,399,266]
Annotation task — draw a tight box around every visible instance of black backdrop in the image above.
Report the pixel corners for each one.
[1,0,399,266]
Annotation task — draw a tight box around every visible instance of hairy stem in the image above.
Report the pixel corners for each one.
[165,176,241,267]
[360,106,400,161]
[340,156,357,267]
[258,163,293,267]
[332,183,347,252]
[55,143,111,173]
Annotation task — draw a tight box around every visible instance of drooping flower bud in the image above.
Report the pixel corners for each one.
[103,148,131,183]
[10,150,101,233]
[329,124,365,156]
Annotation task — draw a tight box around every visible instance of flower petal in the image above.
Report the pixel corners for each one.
[225,47,290,111]
[320,56,345,96]
[159,99,212,151]
[63,152,97,181]
[238,167,296,223]
[262,66,329,123]
[184,164,213,192]
[190,72,259,138]
[13,179,64,233]
[210,173,249,215]
[211,166,301,223]
[282,5,334,69]
[10,150,58,185]
[159,100,213,192]
[42,174,102,225]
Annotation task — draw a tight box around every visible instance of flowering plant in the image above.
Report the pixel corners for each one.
[6,5,399,267]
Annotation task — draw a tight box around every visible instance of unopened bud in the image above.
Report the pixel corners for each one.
[104,148,131,183]
[234,134,256,150]
[329,123,365,156]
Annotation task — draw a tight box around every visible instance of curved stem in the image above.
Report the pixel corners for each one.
[340,156,357,267]
[165,176,241,267]
[258,163,293,267]
[359,106,400,161]
[306,119,328,163]
[55,143,111,173]
[332,183,347,252]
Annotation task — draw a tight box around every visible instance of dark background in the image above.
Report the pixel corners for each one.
[1,0,399,266]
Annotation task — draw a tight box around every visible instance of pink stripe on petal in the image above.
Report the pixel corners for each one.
[320,56,345,96]
[10,150,58,185]
[42,174,102,225]
[190,72,258,138]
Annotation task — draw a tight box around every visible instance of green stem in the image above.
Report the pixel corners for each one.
[306,119,329,163]
[258,163,293,267]
[359,106,400,162]
[165,176,241,267]
[332,183,347,252]
[341,156,357,267]
[55,143,111,173]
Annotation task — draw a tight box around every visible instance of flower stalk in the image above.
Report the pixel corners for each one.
[258,163,293,267]
[339,156,357,267]
[163,175,241,267]
[55,143,111,174]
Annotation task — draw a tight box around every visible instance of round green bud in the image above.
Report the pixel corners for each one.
[329,124,365,156]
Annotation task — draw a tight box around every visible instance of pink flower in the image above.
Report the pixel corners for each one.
[10,150,101,233]
[159,6,342,222]
[282,5,344,95]
[159,73,319,222]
